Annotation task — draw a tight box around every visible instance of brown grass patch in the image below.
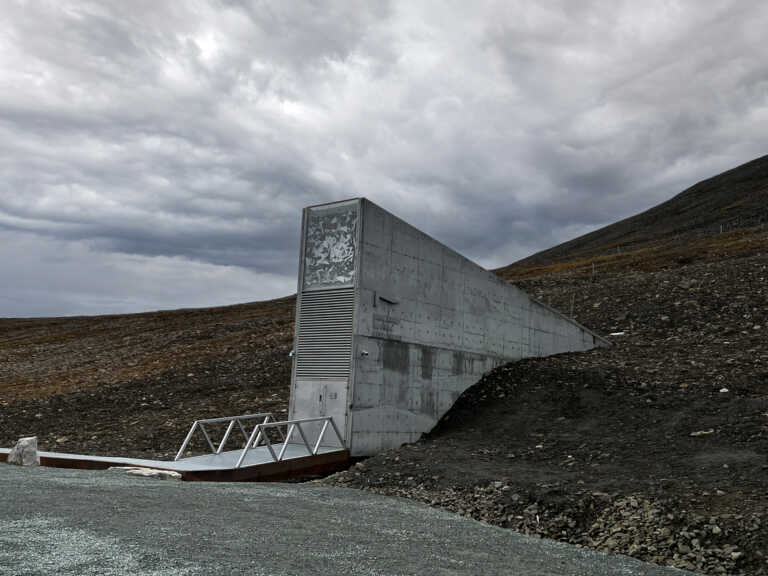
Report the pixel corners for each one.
[498,226,768,282]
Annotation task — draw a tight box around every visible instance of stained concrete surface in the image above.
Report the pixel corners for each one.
[292,199,607,457]
[0,466,698,576]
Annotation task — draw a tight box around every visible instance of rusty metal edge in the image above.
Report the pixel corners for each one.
[180,450,351,482]
[0,449,351,482]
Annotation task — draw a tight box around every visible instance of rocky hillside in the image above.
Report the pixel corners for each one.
[321,156,768,576]
[2,156,768,574]
[0,298,294,458]
[499,154,768,276]
[323,225,768,576]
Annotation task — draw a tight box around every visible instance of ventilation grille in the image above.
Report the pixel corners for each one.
[295,287,355,379]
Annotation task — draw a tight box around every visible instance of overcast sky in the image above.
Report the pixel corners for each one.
[1,1,766,317]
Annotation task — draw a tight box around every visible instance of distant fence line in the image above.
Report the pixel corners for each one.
[606,207,768,257]
[716,207,768,234]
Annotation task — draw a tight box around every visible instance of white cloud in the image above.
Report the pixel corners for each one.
[1,0,767,316]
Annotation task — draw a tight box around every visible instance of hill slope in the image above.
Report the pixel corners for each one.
[498,154,768,280]
[2,155,768,575]
[0,298,294,457]
[326,233,768,575]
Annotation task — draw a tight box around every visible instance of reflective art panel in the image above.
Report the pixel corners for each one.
[303,202,358,289]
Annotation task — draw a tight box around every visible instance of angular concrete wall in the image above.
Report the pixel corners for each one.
[347,199,606,455]
[290,198,608,457]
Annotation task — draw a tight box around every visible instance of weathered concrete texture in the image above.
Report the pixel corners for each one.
[349,199,605,455]
[7,436,40,467]
[0,466,698,576]
[291,198,607,457]
[351,338,500,451]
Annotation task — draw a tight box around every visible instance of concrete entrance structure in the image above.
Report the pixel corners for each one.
[0,198,606,481]
[290,198,608,456]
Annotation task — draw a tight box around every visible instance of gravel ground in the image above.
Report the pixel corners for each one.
[0,465,699,576]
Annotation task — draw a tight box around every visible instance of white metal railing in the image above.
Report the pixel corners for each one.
[235,416,345,468]
[174,413,345,469]
[174,413,277,461]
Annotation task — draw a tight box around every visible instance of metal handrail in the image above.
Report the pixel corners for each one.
[235,416,345,469]
[174,413,276,461]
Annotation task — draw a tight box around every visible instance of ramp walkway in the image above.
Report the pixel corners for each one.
[0,413,349,481]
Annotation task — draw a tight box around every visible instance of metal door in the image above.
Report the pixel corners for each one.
[293,379,347,447]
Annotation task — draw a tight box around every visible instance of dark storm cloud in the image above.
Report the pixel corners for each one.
[1,0,767,315]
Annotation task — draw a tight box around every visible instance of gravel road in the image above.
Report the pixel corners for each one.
[0,465,698,576]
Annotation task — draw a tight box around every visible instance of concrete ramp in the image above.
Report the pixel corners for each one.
[290,198,608,456]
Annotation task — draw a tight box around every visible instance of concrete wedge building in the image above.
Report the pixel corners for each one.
[290,198,608,456]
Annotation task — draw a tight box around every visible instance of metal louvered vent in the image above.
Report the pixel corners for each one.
[295,287,354,379]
